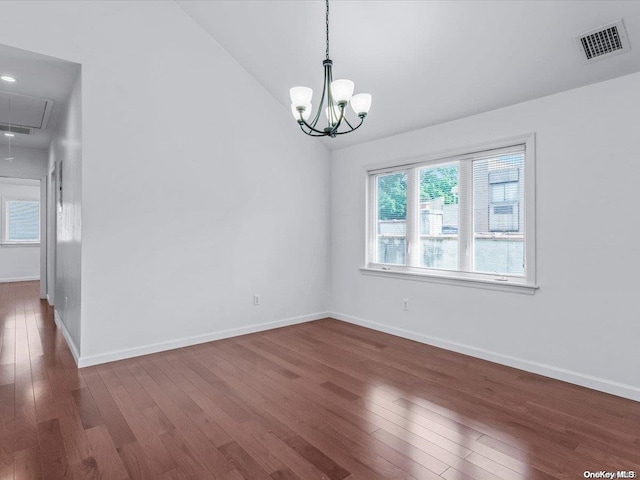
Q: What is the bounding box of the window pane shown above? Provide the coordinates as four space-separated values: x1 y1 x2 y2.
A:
473 153 524 275
376 172 406 265
504 182 519 201
419 163 458 270
7 200 40 242
491 184 504 202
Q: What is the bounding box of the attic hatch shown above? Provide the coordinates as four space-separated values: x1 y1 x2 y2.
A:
0 91 53 133
576 20 631 63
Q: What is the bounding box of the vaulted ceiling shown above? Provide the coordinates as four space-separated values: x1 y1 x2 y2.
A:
178 0 640 150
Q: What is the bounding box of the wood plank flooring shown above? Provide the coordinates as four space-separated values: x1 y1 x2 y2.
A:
1 280 639 479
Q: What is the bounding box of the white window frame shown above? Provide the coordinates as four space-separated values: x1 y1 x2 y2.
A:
362 134 537 294
1 196 41 246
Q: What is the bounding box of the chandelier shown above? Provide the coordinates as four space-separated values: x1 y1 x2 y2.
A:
289 0 372 138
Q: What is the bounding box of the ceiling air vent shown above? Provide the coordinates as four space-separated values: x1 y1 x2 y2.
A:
0 124 32 135
576 20 630 63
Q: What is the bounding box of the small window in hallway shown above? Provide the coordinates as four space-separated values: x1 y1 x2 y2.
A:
2 197 40 244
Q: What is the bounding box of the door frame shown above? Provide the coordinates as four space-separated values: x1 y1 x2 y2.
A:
45 165 56 305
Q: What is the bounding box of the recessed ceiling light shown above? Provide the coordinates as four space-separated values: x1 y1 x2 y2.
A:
4 133 15 137
0 75 16 82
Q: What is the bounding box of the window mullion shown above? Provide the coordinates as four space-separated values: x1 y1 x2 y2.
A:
368 175 377 265
458 160 473 272
406 168 420 267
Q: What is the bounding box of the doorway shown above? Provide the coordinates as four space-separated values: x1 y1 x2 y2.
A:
0 43 80 314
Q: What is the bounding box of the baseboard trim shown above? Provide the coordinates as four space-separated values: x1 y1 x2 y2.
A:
54 309 81 365
329 311 640 402
46 294 53 306
77 311 330 368
0 276 40 283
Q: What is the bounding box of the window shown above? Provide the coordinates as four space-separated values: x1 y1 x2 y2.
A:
366 136 536 291
376 172 407 265
2 198 40 244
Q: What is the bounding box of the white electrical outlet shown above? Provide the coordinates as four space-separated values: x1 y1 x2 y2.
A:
402 298 409 311
65 296 69 308
254 294 261 306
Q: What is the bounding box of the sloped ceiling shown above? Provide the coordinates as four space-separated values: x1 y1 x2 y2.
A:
178 0 640 150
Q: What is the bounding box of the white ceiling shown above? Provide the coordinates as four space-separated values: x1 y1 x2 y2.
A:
0 43 79 150
178 0 640 150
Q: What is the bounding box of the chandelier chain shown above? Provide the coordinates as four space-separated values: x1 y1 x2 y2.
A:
325 0 330 60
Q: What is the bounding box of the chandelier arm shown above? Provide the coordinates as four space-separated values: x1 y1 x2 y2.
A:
326 64 336 126
310 84 326 127
299 124 329 137
342 113 355 129
309 61 330 129
334 116 365 135
300 113 365 137
299 118 332 135
329 104 346 134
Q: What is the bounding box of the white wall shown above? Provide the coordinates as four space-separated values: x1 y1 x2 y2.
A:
0 145 47 180
48 73 82 354
330 72 640 401
0 179 41 282
0 1 330 363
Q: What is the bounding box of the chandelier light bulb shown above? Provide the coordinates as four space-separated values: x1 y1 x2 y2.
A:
289 86 313 108
291 103 312 121
350 93 372 116
330 79 354 104
325 104 343 125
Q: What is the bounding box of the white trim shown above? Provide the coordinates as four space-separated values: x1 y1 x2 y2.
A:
330 311 640 402
39 175 47 301
406 168 419 266
524 133 537 286
360 266 538 294
76 311 329 368
366 173 376 266
54 309 81 365
363 134 535 173
458 160 472 272
1 242 40 247
0 276 40 283
46 293 53 305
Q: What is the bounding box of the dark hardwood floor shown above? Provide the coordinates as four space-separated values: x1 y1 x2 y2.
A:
1 281 639 479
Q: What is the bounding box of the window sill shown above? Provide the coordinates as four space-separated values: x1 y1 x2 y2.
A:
360 266 538 295
1 242 41 247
